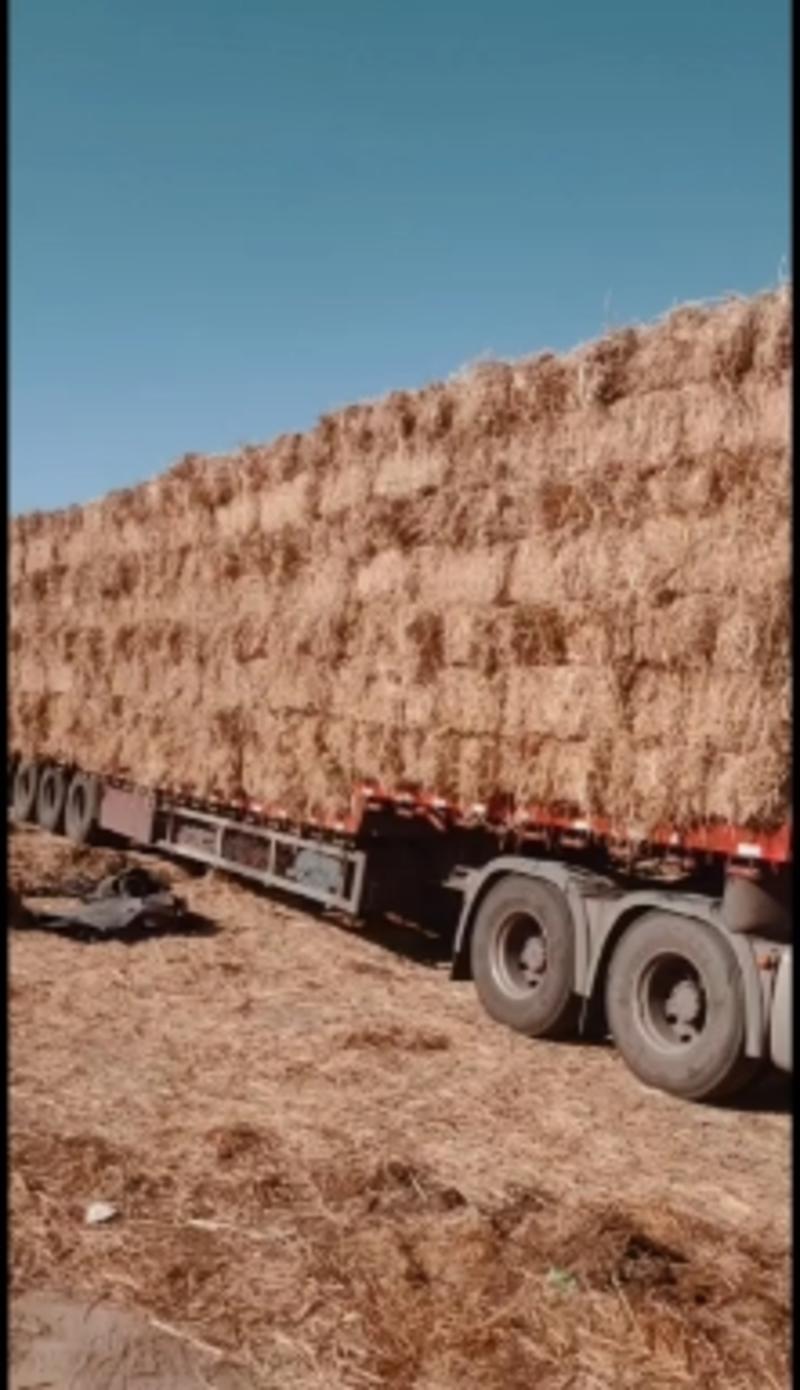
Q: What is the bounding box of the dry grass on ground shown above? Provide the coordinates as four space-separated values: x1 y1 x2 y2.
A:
9 824 790 1389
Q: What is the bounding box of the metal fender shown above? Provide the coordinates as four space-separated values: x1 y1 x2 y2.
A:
770 947 792 1074
450 858 599 993
584 895 770 1060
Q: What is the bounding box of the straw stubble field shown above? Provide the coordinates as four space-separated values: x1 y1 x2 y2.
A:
8 825 790 1389
9 288 791 834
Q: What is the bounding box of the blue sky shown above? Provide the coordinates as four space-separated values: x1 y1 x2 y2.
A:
11 0 789 515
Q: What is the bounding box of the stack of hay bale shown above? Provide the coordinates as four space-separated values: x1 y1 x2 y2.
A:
9 288 791 834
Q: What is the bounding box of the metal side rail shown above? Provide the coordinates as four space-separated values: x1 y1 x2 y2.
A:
154 802 368 914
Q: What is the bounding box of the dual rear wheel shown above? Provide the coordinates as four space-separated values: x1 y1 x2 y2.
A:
469 874 757 1103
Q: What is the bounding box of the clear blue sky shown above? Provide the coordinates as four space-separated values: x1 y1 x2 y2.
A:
11 0 789 515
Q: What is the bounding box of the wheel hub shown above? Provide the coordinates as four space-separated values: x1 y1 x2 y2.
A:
519 936 546 982
666 979 702 1025
638 954 707 1050
494 912 548 996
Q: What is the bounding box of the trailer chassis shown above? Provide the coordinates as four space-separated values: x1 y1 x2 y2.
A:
8 757 792 1103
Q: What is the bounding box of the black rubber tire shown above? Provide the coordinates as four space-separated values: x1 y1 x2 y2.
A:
605 911 760 1103
64 773 100 845
12 760 40 823
36 765 69 833
470 875 580 1039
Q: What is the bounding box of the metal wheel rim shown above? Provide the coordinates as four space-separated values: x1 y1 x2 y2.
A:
492 911 548 997
635 951 707 1053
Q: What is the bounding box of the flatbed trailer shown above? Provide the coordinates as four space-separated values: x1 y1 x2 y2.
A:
9 754 792 1103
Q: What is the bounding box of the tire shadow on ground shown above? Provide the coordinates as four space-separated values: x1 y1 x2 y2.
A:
725 1069 791 1115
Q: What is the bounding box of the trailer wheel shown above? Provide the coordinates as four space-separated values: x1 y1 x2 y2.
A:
36 766 69 833
64 773 100 845
605 912 759 1103
12 760 40 823
470 875 579 1038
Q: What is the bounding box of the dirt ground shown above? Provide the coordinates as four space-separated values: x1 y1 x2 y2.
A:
8 822 790 1389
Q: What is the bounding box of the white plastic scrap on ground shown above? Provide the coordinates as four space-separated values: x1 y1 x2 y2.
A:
84 1201 119 1227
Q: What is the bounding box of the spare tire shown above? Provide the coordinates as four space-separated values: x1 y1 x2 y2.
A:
12 761 39 823
64 773 100 845
36 765 69 833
